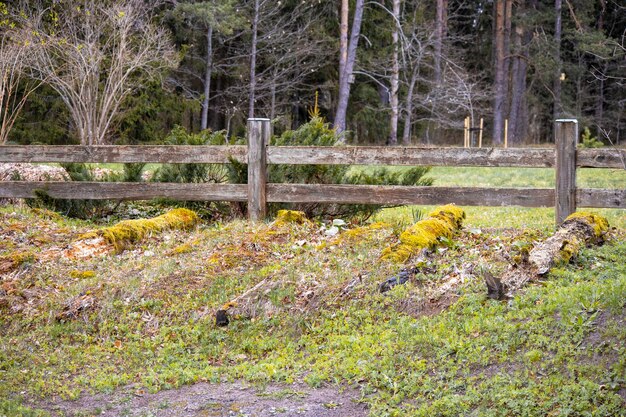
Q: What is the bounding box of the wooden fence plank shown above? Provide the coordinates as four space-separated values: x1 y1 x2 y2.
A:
0 145 247 164
267 184 555 207
577 188 626 208
1 145 623 168
577 148 626 169
3 181 621 209
267 146 555 167
0 182 248 201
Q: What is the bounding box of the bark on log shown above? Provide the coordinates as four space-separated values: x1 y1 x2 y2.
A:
501 212 609 293
528 213 608 274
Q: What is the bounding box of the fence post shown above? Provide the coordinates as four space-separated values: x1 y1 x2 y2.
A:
555 119 578 226
247 118 270 221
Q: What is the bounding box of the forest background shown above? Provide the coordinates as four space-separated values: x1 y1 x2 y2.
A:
2 0 625 148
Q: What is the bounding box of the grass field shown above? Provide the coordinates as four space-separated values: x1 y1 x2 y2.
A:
0 164 624 416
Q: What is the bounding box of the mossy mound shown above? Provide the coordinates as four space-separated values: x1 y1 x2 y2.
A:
381 204 465 263
0 251 36 274
80 208 200 252
273 210 309 226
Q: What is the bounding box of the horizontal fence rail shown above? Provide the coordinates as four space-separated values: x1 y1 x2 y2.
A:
1 182 622 210
0 144 623 168
0 182 248 201
0 145 247 164
0 118 624 225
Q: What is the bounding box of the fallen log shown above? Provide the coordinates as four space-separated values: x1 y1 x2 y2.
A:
380 204 465 263
76 208 199 252
498 212 610 295
528 212 609 275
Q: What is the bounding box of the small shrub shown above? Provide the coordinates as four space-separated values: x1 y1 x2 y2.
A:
151 126 245 219
579 127 603 148
269 117 433 221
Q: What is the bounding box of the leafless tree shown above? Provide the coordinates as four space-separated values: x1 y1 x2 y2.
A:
253 5 330 124
434 0 448 85
334 0 365 137
214 0 331 131
0 30 40 144
22 0 177 145
389 0 401 146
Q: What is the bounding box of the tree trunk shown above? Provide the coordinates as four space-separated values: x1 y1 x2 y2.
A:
504 0 512 119
509 19 529 145
201 26 213 131
594 2 606 136
248 0 260 120
553 0 563 120
334 0 365 138
492 0 509 145
339 0 349 90
270 77 276 123
434 0 448 85
402 69 418 145
388 0 400 146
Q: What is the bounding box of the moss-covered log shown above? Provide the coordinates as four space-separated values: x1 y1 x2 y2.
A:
498 212 610 295
79 208 200 252
380 204 465 263
528 212 609 275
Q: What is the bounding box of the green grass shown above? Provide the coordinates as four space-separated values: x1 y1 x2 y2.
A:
428 166 626 189
349 165 626 189
1 202 625 416
375 205 626 231
1 161 625 415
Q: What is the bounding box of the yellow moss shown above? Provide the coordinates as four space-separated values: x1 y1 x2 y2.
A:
69 270 96 279
10 252 34 264
381 204 465 263
340 222 390 239
274 210 309 225
13 252 34 263
80 208 200 251
0 251 35 273
366 221 389 230
325 221 392 247
30 207 62 220
427 204 466 228
171 243 193 255
565 212 609 239
221 301 238 310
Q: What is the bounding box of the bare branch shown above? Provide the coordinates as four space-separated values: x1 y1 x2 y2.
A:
21 0 178 145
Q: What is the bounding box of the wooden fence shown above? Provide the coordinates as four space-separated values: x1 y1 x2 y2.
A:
0 118 624 225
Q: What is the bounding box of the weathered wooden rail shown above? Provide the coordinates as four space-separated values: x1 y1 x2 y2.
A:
0 118 624 225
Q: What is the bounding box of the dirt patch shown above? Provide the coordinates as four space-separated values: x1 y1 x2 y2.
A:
32 381 369 417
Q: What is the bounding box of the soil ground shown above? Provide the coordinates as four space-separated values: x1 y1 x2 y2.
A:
33 381 368 417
